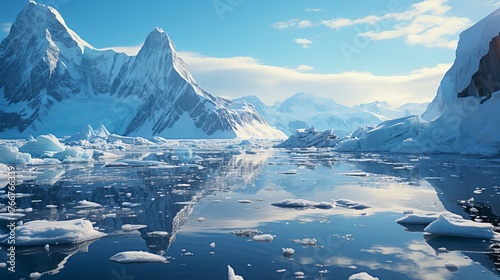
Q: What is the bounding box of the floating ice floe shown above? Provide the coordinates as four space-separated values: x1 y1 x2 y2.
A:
108 134 154 145
275 127 340 148
424 214 498 239
147 231 169 237
20 134 94 162
252 234 273 242
332 199 371 210
291 238 317 245
0 145 32 164
271 199 333 209
396 212 462 225
237 200 253 204
348 272 379 280
29 272 42 279
109 251 167 263
122 224 147 232
228 265 244 280
231 229 260 238
74 200 103 209
282 247 295 257
341 172 369 177
0 219 106 246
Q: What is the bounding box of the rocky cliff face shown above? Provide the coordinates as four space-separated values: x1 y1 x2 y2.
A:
458 32 500 101
0 1 285 139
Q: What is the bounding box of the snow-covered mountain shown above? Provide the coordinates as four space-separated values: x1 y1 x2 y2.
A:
280 8 500 156
0 1 285 139
235 93 428 137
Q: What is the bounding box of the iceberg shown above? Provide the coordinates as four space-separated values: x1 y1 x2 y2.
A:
275 127 340 148
110 251 167 263
271 199 333 209
424 214 498 239
252 234 274 242
0 219 106 246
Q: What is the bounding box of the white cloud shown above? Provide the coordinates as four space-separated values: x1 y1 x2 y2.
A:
484 0 500 6
271 19 299 29
296 65 314 72
177 51 449 107
272 19 313 29
1 22 12 33
298 20 313 28
294 38 312 48
322 0 471 49
305 8 322 12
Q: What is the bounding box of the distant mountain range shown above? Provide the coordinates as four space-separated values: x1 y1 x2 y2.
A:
235 93 428 137
0 1 285 139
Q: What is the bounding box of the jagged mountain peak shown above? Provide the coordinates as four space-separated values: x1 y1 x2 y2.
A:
12 0 93 52
0 2 285 139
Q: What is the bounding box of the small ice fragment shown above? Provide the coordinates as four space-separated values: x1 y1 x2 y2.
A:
44 244 49 251
283 169 297 175
282 247 295 257
30 272 42 278
295 271 304 276
231 229 260 237
319 270 330 274
213 200 222 203
341 172 368 177
0 262 6 268
197 217 205 222
121 224 147 232
276 269 286 273
184 252 194 256
210 242 216 248
253 234 273 242
445 262 459 271
238 200 253 204
348 265 357 269
146 231 169 237
46 205 57 209
291 238 317 245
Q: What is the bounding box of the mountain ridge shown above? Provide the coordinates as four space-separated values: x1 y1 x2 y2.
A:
0 1 285 139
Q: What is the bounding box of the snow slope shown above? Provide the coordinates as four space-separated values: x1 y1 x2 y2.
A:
0 1 285 139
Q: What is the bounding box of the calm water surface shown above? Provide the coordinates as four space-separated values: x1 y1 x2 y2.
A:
0 140 499 279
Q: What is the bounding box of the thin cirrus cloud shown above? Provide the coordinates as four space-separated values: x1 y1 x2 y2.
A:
271 19 313 29
273 0 471 49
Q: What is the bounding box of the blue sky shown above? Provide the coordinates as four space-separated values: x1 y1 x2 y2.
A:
0 0 499 106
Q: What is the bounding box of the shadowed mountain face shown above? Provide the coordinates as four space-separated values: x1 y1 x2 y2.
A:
0 1 285 139
458 32 500 101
